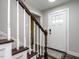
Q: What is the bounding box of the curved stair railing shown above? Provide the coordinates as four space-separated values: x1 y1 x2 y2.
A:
17 0 48 59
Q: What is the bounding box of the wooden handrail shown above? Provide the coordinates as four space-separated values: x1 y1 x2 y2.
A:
18 0 46 34
17 0 48 59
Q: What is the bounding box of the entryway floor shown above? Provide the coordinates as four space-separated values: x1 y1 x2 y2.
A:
64 55 79 59
47 48 79 59
48 55 79 59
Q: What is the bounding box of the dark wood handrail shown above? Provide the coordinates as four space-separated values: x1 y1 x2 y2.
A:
18 0 46 34
17 0 48 59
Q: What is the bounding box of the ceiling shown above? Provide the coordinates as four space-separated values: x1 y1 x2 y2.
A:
26 0 71 11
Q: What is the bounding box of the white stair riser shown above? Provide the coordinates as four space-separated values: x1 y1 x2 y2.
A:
0 43 12 59
13 51 28 59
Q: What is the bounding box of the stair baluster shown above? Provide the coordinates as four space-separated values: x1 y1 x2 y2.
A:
8 0 11 40
43 33 45 56
33 21 36 52
37 25 39 57
16 1 20 50
23 9 27 48
29 16 31 54
40 30 42 55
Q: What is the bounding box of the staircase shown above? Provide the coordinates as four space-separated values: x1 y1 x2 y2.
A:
0 0 48 59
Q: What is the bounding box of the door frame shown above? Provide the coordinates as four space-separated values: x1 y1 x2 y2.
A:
48 8 69 53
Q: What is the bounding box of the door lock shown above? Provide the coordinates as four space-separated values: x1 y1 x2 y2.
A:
49 29 51 34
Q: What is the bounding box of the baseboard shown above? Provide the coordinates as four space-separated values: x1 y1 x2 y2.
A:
47 47 66 54
68 51 79 57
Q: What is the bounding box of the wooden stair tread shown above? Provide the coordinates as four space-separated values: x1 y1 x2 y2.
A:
12 46 29 55
0 39 14 44
27 51 38 58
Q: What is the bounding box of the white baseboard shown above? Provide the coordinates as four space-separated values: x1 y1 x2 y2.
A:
68 51 79 57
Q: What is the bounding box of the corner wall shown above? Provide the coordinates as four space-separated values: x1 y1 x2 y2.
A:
42 0 79 57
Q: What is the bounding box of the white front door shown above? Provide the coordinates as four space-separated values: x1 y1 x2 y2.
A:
48 9 69 52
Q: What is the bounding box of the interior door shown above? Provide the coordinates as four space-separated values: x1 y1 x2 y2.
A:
48 9 68 52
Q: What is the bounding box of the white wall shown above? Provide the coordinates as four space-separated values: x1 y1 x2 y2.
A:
42 0 79 57
0 0 43 48
0 0 8 34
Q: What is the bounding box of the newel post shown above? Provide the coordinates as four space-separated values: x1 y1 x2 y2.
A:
44 30 48 59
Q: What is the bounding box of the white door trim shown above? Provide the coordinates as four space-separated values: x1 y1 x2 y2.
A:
48 8 69 53
66 8 69 53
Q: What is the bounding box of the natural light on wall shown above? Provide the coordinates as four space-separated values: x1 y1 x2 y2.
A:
48 0 56 2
